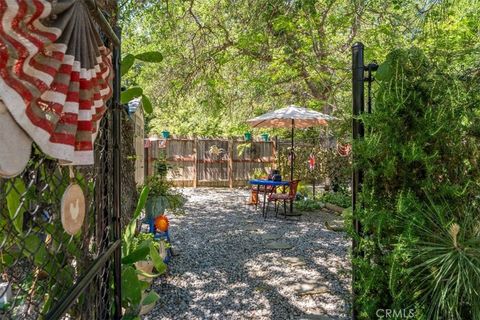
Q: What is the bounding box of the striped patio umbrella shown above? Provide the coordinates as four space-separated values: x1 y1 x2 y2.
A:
0 0 113 166
247 105 336 181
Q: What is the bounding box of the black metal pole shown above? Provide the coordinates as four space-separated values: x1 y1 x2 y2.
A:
112 26 122 320
352 42 365 320
290 119 294 181
290 119 294 213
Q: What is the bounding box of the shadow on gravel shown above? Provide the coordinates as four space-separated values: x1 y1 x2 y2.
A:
145 188 350 320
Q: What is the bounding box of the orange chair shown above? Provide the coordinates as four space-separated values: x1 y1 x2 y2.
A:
266 180 300 218
250 185 276 207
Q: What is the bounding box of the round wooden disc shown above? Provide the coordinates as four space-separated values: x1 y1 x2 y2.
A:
61 183 86 235
0 101 32 178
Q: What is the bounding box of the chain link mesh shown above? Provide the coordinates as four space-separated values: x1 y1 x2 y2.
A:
0 111 115 319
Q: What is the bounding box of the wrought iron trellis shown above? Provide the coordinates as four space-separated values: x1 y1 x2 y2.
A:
0 5 123 320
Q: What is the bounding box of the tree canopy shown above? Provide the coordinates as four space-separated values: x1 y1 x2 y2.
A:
120 0 479 138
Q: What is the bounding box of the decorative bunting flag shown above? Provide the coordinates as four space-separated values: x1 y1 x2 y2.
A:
0 0 113 165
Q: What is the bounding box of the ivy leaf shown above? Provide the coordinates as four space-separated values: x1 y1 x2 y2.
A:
121 54 135 76
142 291 160 306
6 178 26 234
135 51 163 63
121 87 143 104
141 94 153 114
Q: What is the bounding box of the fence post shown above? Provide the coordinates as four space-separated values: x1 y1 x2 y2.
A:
193 137 198 188
112 26 122 320
228 139 233 188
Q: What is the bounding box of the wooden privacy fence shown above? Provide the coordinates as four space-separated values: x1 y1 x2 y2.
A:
145 137 276 187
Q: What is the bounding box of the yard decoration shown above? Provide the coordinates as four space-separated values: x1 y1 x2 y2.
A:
60 183 86 235
154 215 169 232
0 101 31 178
337 144 351 157
0 0 113 165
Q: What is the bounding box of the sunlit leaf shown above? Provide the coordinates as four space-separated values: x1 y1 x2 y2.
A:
135 51 163 63
121 87 143 104
141 94 153 114
121 54 135 76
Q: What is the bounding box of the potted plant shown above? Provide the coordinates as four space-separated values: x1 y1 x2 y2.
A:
161 130 170 139
144 157 187 223
121 187 168 318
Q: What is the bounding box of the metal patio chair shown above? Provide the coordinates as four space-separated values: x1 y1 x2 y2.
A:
266 180 301 218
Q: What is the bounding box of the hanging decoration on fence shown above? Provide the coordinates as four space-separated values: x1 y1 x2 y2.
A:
0 0 113 167
0 101 32 177
61 168 86 235
308 153 316 171
337 144 352 157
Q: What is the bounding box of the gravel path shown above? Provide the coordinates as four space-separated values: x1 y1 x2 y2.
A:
144 188 351 320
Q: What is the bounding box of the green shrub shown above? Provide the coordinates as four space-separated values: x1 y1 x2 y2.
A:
295 198 324 211
320 191 350 208
352 47 480 319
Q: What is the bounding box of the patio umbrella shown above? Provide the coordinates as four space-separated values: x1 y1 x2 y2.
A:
247 105 336 181
0 0 113 166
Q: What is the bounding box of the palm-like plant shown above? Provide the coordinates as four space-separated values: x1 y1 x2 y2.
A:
402 197 480 319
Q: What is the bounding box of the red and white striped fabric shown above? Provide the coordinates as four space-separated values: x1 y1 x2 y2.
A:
0 0 113 165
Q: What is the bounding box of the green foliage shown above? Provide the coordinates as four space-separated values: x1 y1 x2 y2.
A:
123 186 149 256
400 198 480 320
352 46 480 319
295 199 324 212
143 158 186 216
121 196 168 317
121 54 136 76
141 94 153 114
5 178 26 234
277 145 351 192
121 87 143 104
320 192 350 208
120 51 163 114
135 51 163 63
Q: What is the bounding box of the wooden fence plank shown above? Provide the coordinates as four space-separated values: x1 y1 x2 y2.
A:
193 137 198 188
145 137 275 187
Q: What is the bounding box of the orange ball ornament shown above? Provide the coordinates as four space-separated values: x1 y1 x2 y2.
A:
154 215 169 232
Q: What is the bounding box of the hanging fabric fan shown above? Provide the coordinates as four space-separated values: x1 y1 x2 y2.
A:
0 0 113 171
